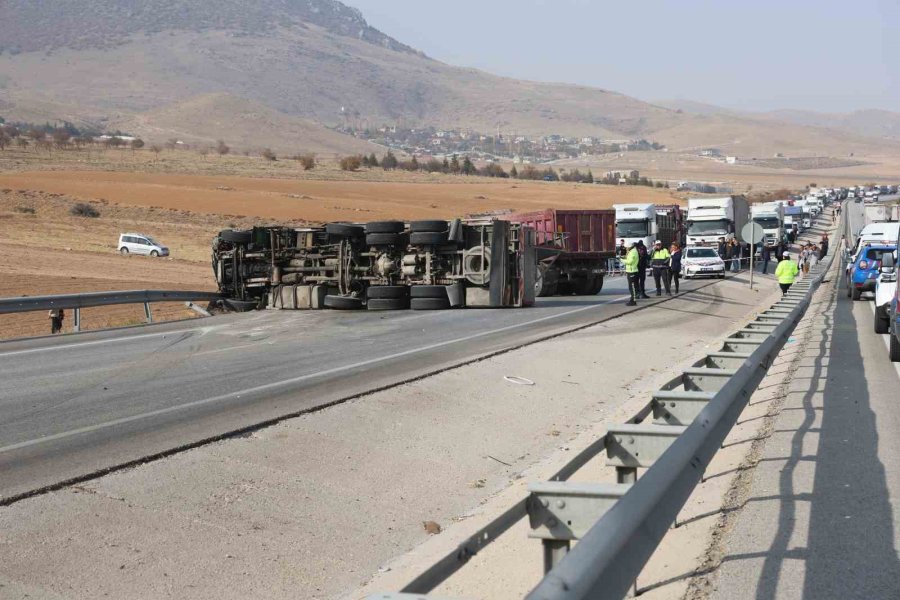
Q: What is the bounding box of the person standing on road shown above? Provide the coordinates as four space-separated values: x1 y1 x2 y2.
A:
650 240 672 296
808 245 819 271
760 244 771 275
724 240 734 272
49 308 64 334
636 240 650 299
624 242 640 306
776 252 800 295
617 239 628 258
717 237 727 262
670 243 683 293
820 234 829 259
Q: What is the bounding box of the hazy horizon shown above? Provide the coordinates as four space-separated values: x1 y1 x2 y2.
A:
348 0 899 114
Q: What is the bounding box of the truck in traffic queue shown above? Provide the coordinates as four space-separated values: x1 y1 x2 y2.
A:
685 196 750 246
865 203 900 225
612 204 683 250
784 205 803 237
211 219 536 312
507 209 616 297
750 201 786 252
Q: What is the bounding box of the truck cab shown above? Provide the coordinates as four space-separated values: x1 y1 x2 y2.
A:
613 204 657 248
686 196 749 246
751 201 785 249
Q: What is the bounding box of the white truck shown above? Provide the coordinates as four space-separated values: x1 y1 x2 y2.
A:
865 203 900 225
686 196 750 246
750 202 785 249
613 204 658 249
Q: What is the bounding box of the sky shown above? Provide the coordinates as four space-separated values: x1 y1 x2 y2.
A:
347 0 899 114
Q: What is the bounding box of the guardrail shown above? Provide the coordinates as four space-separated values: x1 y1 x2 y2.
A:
0 290 222 331
371 244 835 600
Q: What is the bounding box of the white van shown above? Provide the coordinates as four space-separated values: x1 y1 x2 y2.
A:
118 233 169 257
853 222 900 255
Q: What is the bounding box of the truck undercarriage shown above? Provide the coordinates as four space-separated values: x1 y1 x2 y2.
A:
212 219 535 311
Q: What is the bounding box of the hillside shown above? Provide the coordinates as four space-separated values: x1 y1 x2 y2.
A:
0 0 897 158
109 93 376 155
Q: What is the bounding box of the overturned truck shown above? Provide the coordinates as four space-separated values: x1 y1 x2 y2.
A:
212 219 535 311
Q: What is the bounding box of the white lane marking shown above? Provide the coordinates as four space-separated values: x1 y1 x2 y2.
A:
0 329 199 358
0 294 633 454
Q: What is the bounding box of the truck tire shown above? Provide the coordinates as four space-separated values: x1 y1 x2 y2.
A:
326 223 365 238
410 220 448 233
891 333 900 362
411 297 452 310
410 285 448 299
366 233 402 246
219 230 252 244
365 221 405 234
367 298 409 311
367 285 409 300
875 308 890 334
324 295 364 310
852 286 862 301
592 275 605 294
410 231 449 246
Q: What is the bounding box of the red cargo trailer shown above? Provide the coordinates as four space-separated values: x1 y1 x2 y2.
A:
507 209 617 296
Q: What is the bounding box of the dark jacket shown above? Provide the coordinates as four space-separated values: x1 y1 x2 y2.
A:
717 242 726 259
670 250 682 273
637 244 649 270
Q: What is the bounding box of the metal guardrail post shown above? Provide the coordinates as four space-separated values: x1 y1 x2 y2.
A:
73 308 81 333
144 302 153 324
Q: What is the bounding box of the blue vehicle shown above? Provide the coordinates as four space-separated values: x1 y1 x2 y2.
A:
847 244 896 301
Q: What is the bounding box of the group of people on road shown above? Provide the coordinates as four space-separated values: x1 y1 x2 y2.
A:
48 308 65 334
716 237 752 273
621 239 683 306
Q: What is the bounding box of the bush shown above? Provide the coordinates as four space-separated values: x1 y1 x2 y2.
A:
14 205 35 214
262 148 277 161
71 203 99 218
340 155 363 171
295 153 316 170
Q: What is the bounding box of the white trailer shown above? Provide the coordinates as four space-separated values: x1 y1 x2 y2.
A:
686 196 750 246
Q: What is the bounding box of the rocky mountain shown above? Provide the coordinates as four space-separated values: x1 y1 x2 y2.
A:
0 0 895 157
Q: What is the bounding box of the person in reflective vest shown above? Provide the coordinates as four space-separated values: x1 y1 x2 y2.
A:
650 240 672 296
775 252 800 295
624 242 640 306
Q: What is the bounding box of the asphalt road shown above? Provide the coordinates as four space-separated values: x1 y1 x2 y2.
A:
711 200 900 599
0 271 727 501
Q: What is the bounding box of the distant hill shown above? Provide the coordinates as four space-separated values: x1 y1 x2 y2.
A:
761 109 900 141
110 93 377 155
0 0 897 158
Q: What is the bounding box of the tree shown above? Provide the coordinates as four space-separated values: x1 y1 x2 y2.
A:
216 140 230 156
425 159 443 173
0 132 9 150
450 154 461 174
297 153 316 170
510 164 518 178
52 130 71 150
410 156 419 171
442 157 450 173
461 156 476 175
340 155 363 171
166 138 179 150
130 138 145 154
16 137 28 151
381 150 398 170
262 148 277 161
585 170 594 184
150 144 162 159
368 152 379 167
361 154 371 167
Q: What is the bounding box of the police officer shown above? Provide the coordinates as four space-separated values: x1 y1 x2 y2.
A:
650 240 672 296
624 242 640 306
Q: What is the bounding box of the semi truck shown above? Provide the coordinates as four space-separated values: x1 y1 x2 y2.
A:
686 196 750 246
750 201 786 248
212 219 536 311
865 203 900 225
507 209 616 297
612 203 683 249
